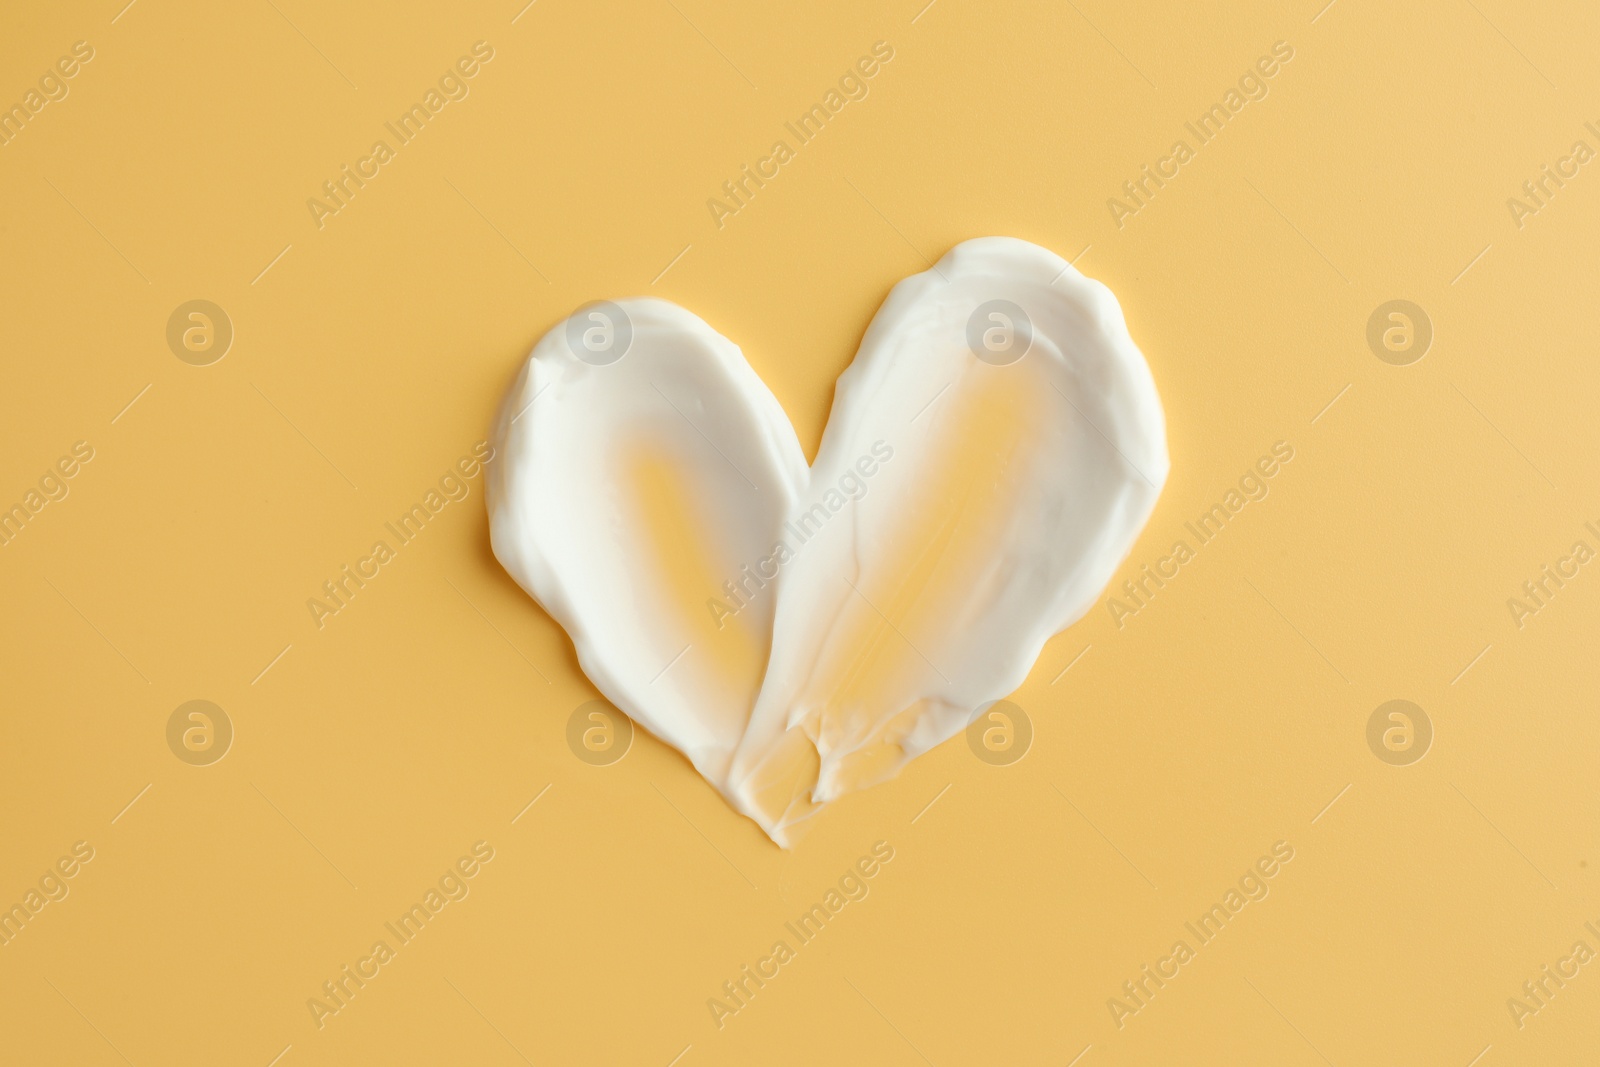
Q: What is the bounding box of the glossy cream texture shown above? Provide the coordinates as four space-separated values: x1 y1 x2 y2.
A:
488 238 1167 847
487 299 808 787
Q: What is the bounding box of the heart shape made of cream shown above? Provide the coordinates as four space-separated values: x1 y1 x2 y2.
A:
487 237 1168 847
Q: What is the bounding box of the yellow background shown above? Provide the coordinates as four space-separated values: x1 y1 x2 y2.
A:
2 0 1597 1063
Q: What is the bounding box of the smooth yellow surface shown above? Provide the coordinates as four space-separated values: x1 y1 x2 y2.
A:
2 1 1597 1064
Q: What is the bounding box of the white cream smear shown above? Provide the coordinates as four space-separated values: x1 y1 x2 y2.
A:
488 238 1167 847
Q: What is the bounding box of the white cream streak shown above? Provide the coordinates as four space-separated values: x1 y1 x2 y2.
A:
488 237 1168 846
